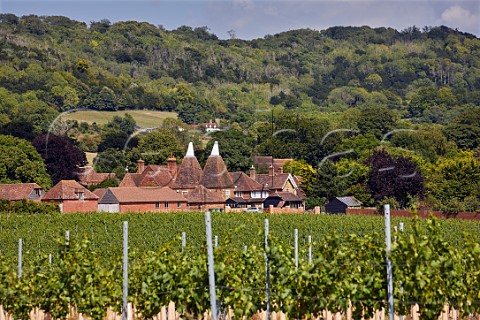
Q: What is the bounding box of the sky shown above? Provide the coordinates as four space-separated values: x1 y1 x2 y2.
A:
1 0 479 40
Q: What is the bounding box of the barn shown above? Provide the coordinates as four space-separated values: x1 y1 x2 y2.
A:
325 196 362 214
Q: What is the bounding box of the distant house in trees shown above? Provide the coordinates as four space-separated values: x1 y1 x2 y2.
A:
76 166 116 187
41 180 98 213
325 196 362 214
0 183 44 201
192 120 221 133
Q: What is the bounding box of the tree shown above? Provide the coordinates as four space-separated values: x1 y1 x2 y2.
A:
202 129 255 172
357 105 397 139
445 109 480 150
93 148 129 179
365 73 383 91
32 134 87 184
98 131 134 152
135 129 183 165
429 152 480 211
390 128 456 162
0 121 36 141
105 114 136 135
366 149 425 208
283 159 316 196
306 160 347 209
0 135 52 188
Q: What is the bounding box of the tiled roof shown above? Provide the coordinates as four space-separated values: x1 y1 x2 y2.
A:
108 187 187 203
139 168 174 187
267 192 303 202
226 197 265 204
230 172 263 192
92 188 107 199
0 183 43 200
42 180 98 200
76 166 116 186
200 155 234 189
225 197 248 204
119 168 174 188
173 156 203 189
254 173 295 190
253 156 292 170
336 196 362 207
119 173 144 187
184 185 224 204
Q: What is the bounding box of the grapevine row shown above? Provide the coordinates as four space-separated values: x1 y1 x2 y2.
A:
1 216 479 320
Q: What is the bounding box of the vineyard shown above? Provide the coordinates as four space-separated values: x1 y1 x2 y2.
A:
0 212 480 319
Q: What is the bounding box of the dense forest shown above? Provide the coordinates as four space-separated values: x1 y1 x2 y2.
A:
0 14 479 211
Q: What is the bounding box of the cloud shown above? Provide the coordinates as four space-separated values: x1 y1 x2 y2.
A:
441 5 479 29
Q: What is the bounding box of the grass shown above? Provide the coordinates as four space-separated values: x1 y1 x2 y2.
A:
61 110 177 128
85 152 97 166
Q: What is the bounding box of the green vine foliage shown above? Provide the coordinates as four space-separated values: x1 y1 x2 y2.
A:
0 238 121 320
0 218 480 319
392 217 471 320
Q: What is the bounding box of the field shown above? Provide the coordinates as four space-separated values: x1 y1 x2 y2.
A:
85 152 96 165
1 212 479 266
61 110 177 128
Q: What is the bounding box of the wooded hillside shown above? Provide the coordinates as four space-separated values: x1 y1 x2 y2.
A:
0 14 479 211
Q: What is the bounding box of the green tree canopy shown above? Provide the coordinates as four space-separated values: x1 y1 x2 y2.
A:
0 135 51 188
135 128 184 165
202 129 255 172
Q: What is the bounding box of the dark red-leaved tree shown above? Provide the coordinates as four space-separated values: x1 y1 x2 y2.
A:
366 149 424 208
32 134 87 185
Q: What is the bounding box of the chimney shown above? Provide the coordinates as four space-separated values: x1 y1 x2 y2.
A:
137 159 145 173
268 165 274 177
167 153 177 176
249 165 256 180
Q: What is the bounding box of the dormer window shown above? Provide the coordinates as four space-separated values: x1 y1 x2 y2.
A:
76 191 85 200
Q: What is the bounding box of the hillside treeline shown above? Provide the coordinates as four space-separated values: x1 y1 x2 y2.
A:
0 14 479 212
0 14 479 127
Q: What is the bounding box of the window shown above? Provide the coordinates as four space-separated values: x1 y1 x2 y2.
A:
177 202 182 208
76 192 85 201
155 202 160 209
234 191 242 197
164 202 169 208
182 191 188 195
251 191 262 198
225 190 231 197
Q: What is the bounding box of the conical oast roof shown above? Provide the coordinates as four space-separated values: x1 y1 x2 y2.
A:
200 141 234 189
174 142 203 188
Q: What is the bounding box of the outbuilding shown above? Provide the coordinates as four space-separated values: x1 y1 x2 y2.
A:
325 196 362 214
